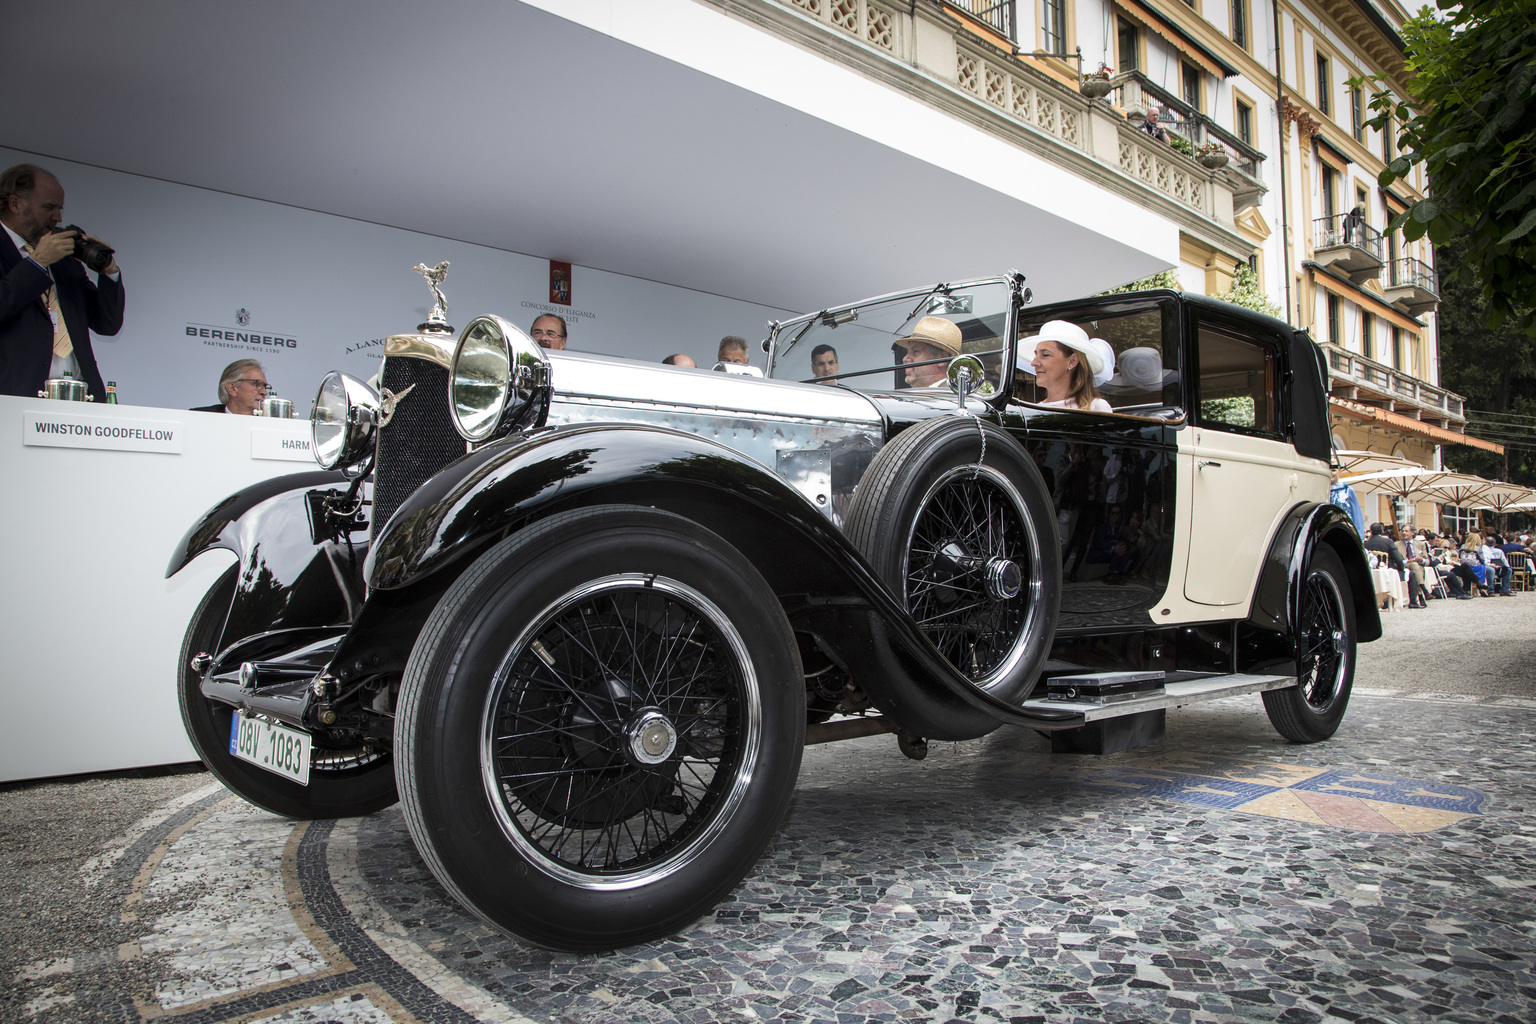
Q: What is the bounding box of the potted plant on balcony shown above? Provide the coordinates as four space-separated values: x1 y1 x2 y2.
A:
1080 64 1114 100
1195 141 1229 169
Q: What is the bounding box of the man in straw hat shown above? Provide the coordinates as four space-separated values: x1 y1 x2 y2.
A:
894 315 963 388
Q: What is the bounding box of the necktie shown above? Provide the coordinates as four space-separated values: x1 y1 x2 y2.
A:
21 244 74 359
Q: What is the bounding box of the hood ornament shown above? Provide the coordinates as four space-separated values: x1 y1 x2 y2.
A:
412 261 453 334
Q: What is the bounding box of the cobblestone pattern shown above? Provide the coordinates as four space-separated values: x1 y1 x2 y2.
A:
18 691 1536 1024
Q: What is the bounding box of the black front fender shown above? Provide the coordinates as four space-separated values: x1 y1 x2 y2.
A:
167 471 368 651
356 422 1081 739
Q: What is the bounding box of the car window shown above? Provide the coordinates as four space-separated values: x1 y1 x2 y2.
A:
1195 325 1280 436
1016 302 1180 416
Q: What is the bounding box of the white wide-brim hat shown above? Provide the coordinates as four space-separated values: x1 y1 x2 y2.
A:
1018 320 1116 387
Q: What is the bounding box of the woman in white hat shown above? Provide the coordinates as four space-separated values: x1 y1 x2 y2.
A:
1019 320 1114 413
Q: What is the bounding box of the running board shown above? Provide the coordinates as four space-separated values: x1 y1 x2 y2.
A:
1020 673 1297 723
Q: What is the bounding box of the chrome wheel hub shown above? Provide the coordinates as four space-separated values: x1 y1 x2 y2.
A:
625 708 679 765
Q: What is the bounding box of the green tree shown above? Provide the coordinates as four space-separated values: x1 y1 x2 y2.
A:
1211 263 1282 318
1358 0 1536 334
1437 238 1536 484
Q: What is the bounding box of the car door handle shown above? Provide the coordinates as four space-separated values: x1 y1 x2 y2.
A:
1198 460 1222 470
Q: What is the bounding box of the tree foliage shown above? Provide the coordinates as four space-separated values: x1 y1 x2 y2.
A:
1099 269 1182 294
1211 263 1283 318
1358 0 1536 334
1437 236 1536 484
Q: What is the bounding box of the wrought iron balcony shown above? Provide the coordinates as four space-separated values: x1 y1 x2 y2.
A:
1383 257 1440 317
1323 342 1464 427
945 0 1017 41
1314 214 1385 283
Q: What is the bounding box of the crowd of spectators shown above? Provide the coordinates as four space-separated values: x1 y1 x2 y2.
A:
1363 522 1531 607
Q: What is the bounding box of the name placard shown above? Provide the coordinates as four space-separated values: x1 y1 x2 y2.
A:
23 410 183 454
251 422 314 462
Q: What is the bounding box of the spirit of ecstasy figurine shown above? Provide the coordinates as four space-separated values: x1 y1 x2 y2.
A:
412 261 452 334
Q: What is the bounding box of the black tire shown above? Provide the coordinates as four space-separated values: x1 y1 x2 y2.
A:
395 506 805 952
177 564 398 818
1262 544 1356 743
844 416 1060 704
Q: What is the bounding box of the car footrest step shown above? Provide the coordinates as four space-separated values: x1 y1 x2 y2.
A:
1022 673 1296 722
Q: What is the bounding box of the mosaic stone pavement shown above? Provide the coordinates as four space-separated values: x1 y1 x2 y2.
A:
25 688 1536 1024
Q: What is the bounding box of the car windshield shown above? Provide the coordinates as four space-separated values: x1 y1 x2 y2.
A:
767 280 1013 393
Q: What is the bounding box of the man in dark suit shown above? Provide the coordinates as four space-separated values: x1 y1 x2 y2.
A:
0 164 125 401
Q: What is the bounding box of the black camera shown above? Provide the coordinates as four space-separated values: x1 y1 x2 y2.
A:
50 224 115 273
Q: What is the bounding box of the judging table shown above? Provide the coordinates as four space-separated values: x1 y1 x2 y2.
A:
0 396 320 781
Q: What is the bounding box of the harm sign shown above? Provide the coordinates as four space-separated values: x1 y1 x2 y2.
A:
250 423 314 462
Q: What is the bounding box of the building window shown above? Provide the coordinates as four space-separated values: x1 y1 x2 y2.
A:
1327 293 1341 345
1117 17 1139 72
1236 100 1252 145
1042 0 1066 54
1392 326 1404 369
1197 326 1280 436
1231 0 1248 49
1383 113 1394 162
1183 61 1201 112
1316 52 1330 116
1361 311 1374 360
1321 164 1338 222
1351 86 1364 141
1248 252 1259 274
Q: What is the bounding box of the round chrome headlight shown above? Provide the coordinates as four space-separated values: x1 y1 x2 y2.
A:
450 315 550 441
311 371 381 477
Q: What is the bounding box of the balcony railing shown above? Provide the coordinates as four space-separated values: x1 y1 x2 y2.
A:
1324 342 1465 424
1111 72 1266 179
1314 213 1385 282
1383 256 1440 317
945 0 1017 41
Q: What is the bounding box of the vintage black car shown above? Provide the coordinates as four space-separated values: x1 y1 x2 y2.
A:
169 272 1379 952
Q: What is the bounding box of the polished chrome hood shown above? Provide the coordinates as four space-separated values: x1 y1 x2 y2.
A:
544 349 885 524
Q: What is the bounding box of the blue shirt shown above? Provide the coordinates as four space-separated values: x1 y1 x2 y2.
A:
1329 481 1366 537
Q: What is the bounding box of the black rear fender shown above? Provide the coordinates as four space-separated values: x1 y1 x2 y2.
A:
1241 502 1381 673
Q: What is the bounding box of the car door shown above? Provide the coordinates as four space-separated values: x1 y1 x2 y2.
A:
1180 310 1308 607
1007 295 1182 631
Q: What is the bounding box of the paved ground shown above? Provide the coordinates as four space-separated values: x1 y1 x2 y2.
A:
3 591 1533 1024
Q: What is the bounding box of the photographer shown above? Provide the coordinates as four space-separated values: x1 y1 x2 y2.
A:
0 163 124 401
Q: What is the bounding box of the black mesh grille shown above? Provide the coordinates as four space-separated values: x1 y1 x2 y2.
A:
373 357 465 542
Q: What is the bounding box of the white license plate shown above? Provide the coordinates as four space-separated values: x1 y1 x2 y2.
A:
230 713 312 786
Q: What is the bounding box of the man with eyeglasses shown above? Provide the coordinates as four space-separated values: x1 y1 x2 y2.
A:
529 314 567 351
192 358 270 415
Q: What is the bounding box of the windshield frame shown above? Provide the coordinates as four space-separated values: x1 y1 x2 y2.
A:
766 275 1022 397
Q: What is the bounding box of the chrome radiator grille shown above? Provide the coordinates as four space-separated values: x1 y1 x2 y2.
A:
373 357 465 541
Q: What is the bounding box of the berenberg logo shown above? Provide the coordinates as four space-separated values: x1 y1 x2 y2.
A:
186 307 298 351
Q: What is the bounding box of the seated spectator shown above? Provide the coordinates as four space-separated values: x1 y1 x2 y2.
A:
1390 525 1429 608
1425 541 1469 599
1483 535 1512 595
192 359 268 415
811 344 840 379
662 353 695 367
1364 523 1418 608
530 314 568 350
717 336 750 365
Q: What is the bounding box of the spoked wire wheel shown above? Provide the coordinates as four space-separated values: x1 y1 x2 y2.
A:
1263 544 1356 743
481 575 759 887
844 416 1059 707
396 506 803 951
902 463 1040 688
